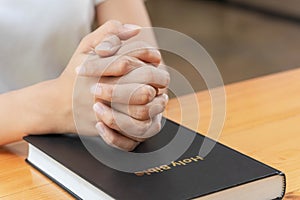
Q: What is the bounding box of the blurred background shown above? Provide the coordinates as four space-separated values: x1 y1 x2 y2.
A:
145 0 300 96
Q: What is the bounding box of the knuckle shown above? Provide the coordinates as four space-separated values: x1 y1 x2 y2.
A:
126 42 161 63
82 34 91 42
109 135 119 146
105 114 115 129
141 47 161 64
136 126 148 136
135 105 150 120
141 47 153 59
101 84 113 101
80 34 92 46
143 67 155 84
138 85 155 104
134 136 146 142
83 56 97 74
105 138 113 146
141 47 152 57
117 56 131 75
120 56 131 67
105 136 116 147
139 94 150 105
137 120 152 135
138 137 146 142
127 142 139 152
106 85 114 101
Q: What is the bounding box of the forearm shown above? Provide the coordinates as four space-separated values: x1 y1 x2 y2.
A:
0 79 73 145
97 0 151 27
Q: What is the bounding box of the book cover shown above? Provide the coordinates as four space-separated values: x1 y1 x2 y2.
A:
24 118 286 199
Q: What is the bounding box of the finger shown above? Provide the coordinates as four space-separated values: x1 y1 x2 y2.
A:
91 83 157 105
77 20 140 53
99 66 170 88
76 42 162 77
111 94 169 120
95 122 139 151
93 102 163 139
93 102 150 140
76 55 145 77
118 24 141 40
94 35 122 57
94 26 144 57
118 41 162 66
95 110 146 143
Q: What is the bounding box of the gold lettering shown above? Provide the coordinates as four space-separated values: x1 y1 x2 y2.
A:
190 155 204 162
183 158 192 163
144 170 152 175
147 168 159 173
135 155 203 176
155 167 163 172
171 160 186 166
160 165 171 170
134 171 145 176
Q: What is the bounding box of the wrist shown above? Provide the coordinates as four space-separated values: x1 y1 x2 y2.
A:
23 79 76 134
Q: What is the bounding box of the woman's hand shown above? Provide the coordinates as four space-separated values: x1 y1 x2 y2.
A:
90 65 169 150
59 20 169 151
53 20 143 134
77 36 170 151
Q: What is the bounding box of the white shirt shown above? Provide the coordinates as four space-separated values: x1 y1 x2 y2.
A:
0 0 104 93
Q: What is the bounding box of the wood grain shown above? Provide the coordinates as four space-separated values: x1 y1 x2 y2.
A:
1 68 300 199
166 68 300 199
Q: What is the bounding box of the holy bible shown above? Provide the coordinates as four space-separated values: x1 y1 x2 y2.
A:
24 118 286 200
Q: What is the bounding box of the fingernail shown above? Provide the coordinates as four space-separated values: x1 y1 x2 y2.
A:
162 93 169 102
75 66 85 74
95 123 105 136
93 103 105 115
95 41 113 51
123 24 141 31
90 84 102 96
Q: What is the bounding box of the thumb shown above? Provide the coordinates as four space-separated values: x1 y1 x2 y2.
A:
77 20 141 54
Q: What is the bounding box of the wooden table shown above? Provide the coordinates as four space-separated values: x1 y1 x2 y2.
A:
1 69 300 199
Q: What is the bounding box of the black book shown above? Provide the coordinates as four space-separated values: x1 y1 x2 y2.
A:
24 118 286 200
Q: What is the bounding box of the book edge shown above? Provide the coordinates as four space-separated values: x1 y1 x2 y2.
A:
25 159 83 200
191 173 286 200
25 144 114 200
24 135 114 191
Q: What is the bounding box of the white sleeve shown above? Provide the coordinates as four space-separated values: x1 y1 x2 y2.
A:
94 0 105 5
